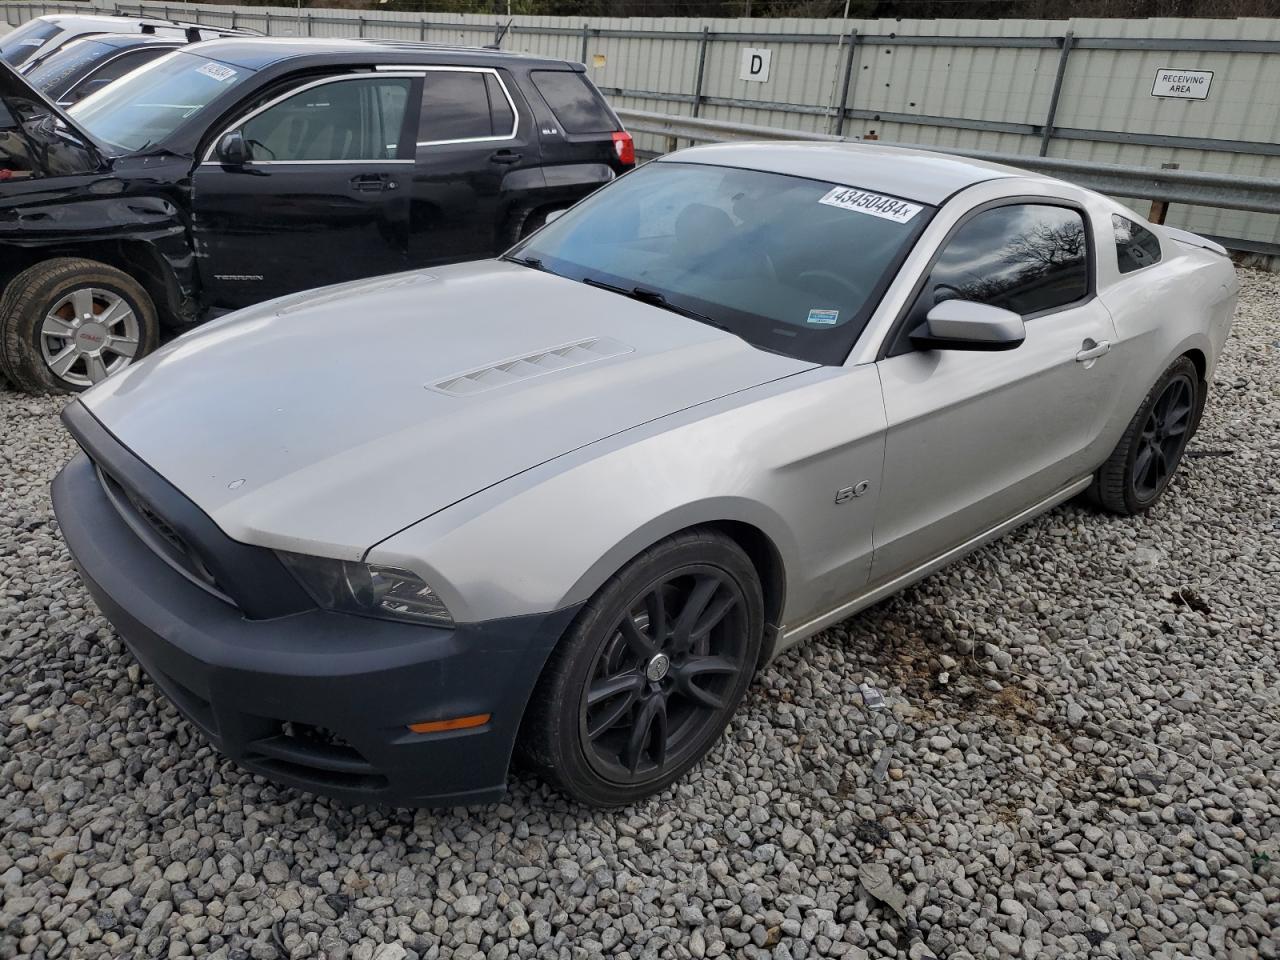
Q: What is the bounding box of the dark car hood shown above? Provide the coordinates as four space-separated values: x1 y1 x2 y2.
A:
0 59 102 178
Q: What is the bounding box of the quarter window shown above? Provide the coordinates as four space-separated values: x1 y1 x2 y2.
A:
418 70 514 144
1114 214 1162 273
240 77 411 162
919 204 1090 318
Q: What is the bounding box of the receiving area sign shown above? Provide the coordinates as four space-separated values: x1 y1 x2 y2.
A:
1152 68 1213 100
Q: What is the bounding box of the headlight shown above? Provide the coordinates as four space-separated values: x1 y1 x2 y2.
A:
277 552 454 628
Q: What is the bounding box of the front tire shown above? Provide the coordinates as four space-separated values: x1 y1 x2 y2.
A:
1090 356 1200 515
519 530 764 807
0 258 158 394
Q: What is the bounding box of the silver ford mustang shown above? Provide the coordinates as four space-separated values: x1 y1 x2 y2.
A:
52 142 1238 807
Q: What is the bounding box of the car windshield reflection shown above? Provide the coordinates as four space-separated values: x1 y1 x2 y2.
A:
511 160 933 365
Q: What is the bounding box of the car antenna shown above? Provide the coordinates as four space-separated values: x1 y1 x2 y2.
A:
485 18 513 50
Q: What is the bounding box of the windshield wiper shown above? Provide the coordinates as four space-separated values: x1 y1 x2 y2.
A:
580 277 726 329
502 254 547 272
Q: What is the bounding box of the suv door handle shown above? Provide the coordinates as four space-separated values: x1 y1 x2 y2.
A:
489 150 522 165
1075 339 1112 362
350 174 395 192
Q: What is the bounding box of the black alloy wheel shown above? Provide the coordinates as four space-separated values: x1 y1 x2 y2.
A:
519 530 764 807
1090 355 1202 516
1132 373 1195 501
580 567 749 783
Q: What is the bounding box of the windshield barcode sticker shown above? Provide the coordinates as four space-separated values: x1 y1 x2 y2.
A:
196 62 238 83
819 187 921 223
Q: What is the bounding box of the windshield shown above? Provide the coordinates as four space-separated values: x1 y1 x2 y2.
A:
512 161 932 365
26 38 114 94
0 19 62 66
69 50 255 153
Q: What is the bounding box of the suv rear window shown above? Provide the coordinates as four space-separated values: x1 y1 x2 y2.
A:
530 70 614 135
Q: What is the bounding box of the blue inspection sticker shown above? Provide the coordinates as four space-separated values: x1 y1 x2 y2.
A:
807 308 840 326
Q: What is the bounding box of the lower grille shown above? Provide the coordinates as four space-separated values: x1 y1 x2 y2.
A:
245 722 388 793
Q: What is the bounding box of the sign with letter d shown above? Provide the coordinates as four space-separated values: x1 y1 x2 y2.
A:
740 48 772 83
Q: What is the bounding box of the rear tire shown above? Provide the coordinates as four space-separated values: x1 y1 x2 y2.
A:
502 205 560 248
518 530 763 807
0 258 158 394
1090 356 1200 515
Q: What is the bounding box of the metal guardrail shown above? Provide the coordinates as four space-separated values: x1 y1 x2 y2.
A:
616 108 1280 256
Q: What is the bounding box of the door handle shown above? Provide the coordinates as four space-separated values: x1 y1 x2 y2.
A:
349 174 393 192
489 150 522 165
1075 339 1112 362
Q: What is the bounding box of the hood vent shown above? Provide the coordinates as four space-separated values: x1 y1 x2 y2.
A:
429 337 633 397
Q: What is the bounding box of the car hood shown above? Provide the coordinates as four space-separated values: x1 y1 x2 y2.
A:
1 59 104 177
79 260 816 558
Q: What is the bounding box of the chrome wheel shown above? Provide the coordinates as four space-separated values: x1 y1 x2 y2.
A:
39 287 140 387
1132 373 1195 501
579 568 749 785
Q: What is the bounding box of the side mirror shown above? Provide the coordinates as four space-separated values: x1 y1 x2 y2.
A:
215 130 250 167
910 300 1025 352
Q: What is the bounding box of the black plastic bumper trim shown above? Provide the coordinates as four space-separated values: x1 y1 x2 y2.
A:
52 447 580 807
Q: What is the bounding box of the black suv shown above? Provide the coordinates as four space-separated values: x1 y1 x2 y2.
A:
0 38 634 392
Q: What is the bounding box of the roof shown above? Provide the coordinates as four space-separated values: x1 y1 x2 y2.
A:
663 141 1041 206
187 37 579 72
74 33 189 51
45 14 199 27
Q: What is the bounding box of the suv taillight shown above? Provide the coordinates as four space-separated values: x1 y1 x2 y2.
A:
612 131 635 167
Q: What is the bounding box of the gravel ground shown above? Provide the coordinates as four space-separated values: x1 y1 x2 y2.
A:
1 270 1278 960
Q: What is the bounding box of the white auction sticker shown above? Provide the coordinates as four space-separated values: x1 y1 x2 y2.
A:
819 187 922 224
196 61 239 83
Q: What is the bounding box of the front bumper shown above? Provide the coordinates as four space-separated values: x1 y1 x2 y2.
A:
51 409 577 807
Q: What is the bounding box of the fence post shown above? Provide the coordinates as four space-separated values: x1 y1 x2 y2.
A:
264 11 271 35
231 9 237 29
691 26 710 118
833 29 858 137
1148 162 1180 224
580 23 589 66
420 18 426 41
358 16 365 38
1039 30 1074 157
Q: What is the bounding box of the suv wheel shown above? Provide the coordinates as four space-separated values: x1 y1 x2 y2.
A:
519 530 763 806
503 205 562 246
0 258 159 394
1090 356 1201 515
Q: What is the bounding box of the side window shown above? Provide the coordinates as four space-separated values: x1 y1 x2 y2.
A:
485 73 515 137
1114 214 1162 273
67 48 169 102
419 71 512 144
240 77 411 162
919 204 1089 318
